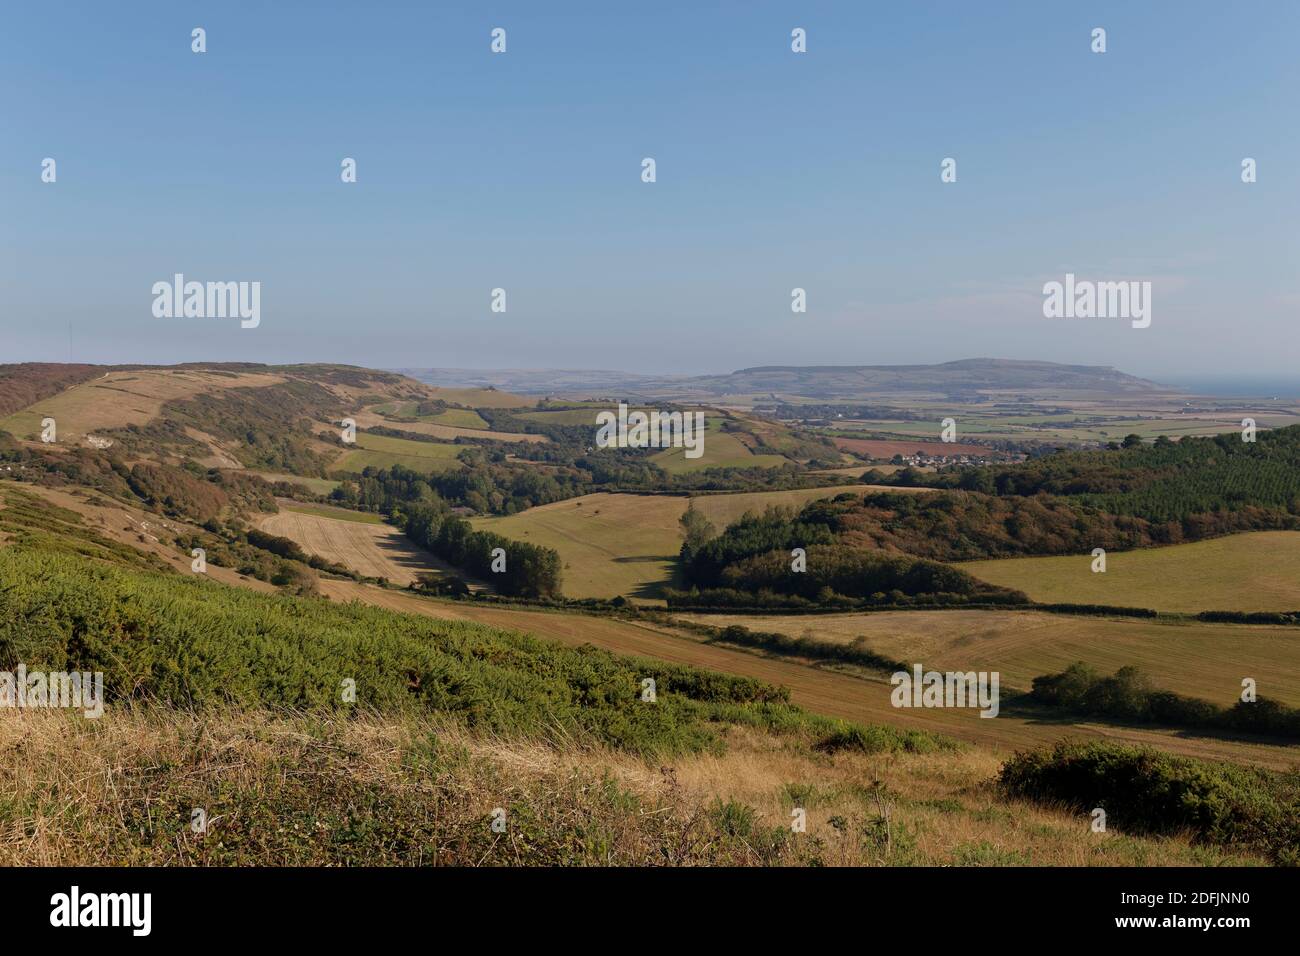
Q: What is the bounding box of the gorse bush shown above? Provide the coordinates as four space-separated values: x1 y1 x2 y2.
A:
999 740 1300 863
816 722 955 756
1028 663 1300 740
0 543 807 757
245 527 309 562
125 461 229 522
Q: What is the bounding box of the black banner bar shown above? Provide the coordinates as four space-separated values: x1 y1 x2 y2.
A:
4 866 1288 942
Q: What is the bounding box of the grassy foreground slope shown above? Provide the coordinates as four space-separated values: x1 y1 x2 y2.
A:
956 531 1300 613
0 537 1272 867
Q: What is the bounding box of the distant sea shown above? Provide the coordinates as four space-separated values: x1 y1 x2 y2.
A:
1172 378 1300 399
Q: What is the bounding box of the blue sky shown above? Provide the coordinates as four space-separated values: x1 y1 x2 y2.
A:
3 1 1297 386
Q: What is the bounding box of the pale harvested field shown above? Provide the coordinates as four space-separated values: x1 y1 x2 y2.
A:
671 608 1300 707
351 408 546 443
0 369 286 445
957 531 1300 613
260 509 435 586
317 579 1300 771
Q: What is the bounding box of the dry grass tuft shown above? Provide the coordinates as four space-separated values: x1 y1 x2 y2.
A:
0 707 1264 867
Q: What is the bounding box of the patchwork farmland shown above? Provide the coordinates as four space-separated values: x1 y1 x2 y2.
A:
472 484 942 600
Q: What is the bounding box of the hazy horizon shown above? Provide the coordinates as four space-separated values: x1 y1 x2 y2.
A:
5 1 1296 381
8 353 1300 399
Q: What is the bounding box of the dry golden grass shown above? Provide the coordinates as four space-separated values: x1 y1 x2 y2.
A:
0 707 1259 866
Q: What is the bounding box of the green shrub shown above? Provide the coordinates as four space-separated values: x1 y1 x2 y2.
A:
0 541 830 759
1028 663 1300 740
999 740 1300 863
816 722 954 756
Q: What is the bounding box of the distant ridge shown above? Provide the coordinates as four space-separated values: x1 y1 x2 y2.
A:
397 359 1171 400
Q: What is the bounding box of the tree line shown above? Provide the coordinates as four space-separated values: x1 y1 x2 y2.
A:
676 504 1023 605
399 501 562 599
878 424 1300 526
